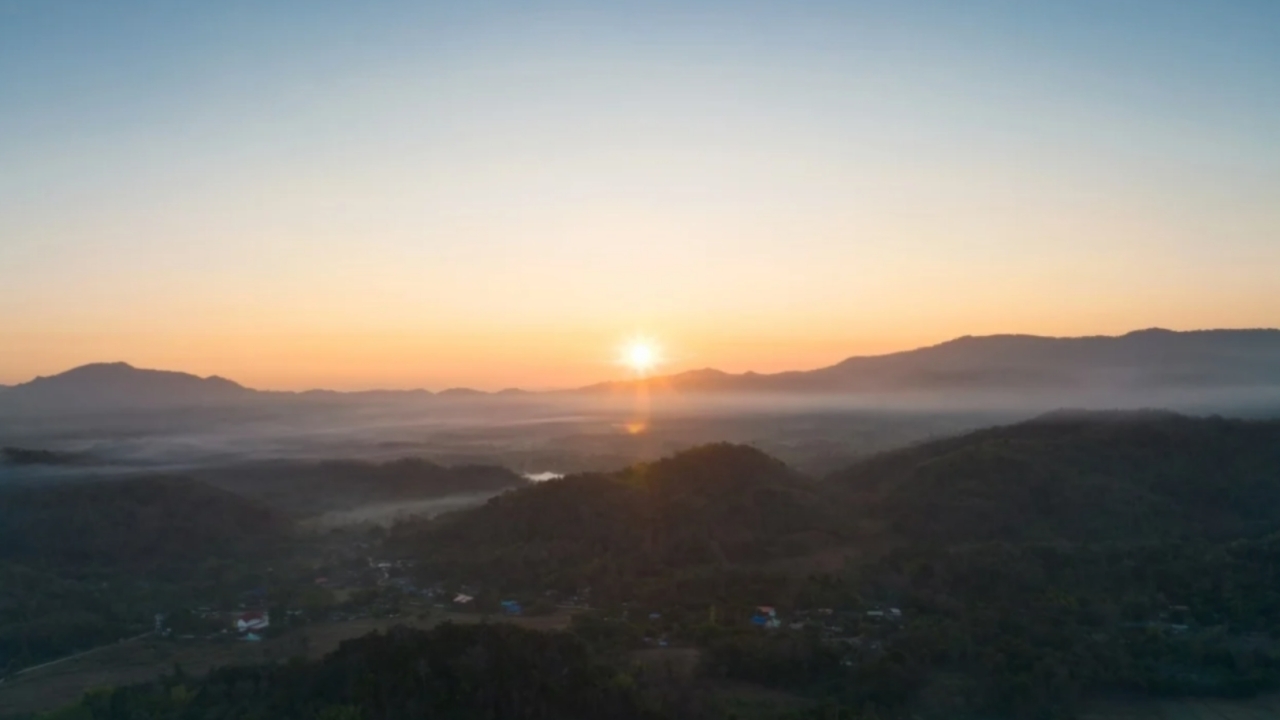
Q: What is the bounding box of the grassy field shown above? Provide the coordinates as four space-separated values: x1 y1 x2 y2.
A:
0 610 575 717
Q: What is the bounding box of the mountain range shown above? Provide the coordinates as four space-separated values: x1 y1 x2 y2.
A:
584 328 1280 396
3 328 1280 411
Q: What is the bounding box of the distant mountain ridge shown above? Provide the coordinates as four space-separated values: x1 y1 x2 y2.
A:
4 328 1280 410
0 361 251 410
581 328 1280 399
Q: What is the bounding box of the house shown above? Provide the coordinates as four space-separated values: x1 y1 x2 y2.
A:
751 606 781 629
236 611 270 634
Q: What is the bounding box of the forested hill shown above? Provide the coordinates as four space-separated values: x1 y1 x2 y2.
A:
388 443 848 591
392 413 1280 592
195 457 526 517
0 476 285 572
39 623 666 720
827 411 1280 544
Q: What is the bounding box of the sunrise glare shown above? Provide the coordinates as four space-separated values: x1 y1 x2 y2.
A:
622 338 661 376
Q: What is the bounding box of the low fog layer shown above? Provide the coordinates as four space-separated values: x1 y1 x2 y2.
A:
0 397 1010 486
3 387 1279 490
301 492 507 530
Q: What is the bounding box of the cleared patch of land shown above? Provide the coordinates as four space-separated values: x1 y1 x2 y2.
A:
0 610 574 717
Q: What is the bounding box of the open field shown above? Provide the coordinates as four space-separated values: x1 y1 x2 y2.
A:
0 610 575 717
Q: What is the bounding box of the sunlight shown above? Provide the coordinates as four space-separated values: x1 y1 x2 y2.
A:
620 337 661 376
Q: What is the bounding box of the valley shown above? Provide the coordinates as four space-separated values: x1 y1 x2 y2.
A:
4 409 1280 718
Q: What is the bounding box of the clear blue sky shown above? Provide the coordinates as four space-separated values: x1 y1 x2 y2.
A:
2 1 1278 389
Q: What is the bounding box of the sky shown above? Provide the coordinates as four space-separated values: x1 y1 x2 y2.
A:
2 0 1278 390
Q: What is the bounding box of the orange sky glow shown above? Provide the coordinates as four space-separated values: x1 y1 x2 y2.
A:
3 3 1277 391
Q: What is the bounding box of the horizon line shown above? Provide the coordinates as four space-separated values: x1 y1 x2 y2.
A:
5 325 1279 395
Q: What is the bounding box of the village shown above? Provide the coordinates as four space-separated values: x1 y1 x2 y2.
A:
151 545 920 673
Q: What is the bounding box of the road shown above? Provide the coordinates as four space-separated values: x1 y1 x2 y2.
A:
9 631 154 678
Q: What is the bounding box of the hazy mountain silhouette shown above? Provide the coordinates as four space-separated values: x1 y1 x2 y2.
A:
580 328 1280 400
0 362 251 411
5 329 1280 412
438 387 490 397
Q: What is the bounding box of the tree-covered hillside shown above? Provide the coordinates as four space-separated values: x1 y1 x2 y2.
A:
827 411 1280 544
388 444 847 592
0 477 288 675
37 623 667 720
391 413 1280 594
0 477 285 573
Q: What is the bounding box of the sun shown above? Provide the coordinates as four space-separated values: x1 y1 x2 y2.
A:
621 338 661 375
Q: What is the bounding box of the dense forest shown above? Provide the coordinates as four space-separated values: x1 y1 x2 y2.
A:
387 444 847 592
30 623 668 720
829 411 1280 544
0 478 284 572
0 478 286 674
389 413 1280 590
